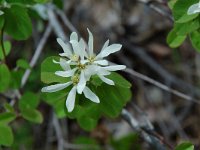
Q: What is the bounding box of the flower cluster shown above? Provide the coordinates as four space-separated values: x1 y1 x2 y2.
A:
188 2 200 15
41 29 126 112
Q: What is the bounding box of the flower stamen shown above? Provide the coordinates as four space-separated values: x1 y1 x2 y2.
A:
88 56 96 63
71 54 79 62
77 63 86 70
71 75 79 85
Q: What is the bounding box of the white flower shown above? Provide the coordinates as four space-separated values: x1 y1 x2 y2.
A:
85 29 122 66
84 29 126 85
187 2 200 15
57 32 86 63
95 65 126 85
56 35 88 94
41 75 99 112
42 29 126 112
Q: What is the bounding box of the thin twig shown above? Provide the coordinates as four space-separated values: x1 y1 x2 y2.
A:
21 23 52 87
56 8 78 33
137 0 174 22
121 40 200 101
121 109 173 150
47 7 68 41
123 67 200 104
52 113 64 150
52 113 98 150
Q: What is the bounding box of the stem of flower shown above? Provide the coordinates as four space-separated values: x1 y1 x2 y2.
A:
0 24 6 64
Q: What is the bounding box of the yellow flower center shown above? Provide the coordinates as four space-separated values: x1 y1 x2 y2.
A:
71 75 79 85
88 56 96 63
77 62 86 70
71 54 79 62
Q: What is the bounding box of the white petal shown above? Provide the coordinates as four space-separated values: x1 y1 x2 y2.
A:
53 58 70 70
70 32 78 41
84 65 98 80
98 74 114 85
97 44 122 58
53 59 59 64
59 58 70 70
59 53 71 59
55 68 77 77
101 40 109 51
187 3 200 15
94 60 108 66
70 40 81 56
66 60 78 65
41 82 72 93
57 38 72 56
78 38 86 60
97 67 111 76
66 86 77 112
83 86 100 103
77 71 86 94
102 65 126 71
87 28 94 56
80 59 89 64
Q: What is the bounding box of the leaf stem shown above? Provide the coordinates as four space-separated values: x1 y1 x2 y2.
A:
1 23 6 64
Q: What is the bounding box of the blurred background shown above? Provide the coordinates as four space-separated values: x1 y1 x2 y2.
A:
2 0 200 149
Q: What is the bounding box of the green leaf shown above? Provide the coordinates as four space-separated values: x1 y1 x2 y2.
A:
97 84 132 118
42 89 68 105
53 97 68 118
175 142 194 150
168 0 178 9
17 59 30 69
73 136 100 150
4 5 32 40
0 124 14 146
174 19 200 36
111 134 140 150
53 0 63 9
0 112 16 124
4 103 15 113
19 92 40 110
11 123 33 150
176 14 198 23
0 64 11 92
77 116 97 131
167 29 186 48
41 58 132 131
0 41 11 60
10 70 23 89
91 75 103 86
173 0 199 22
41 56 70 84
107 72 131 88
0 14 4 29
21 108 43 124
34 0 50 3
6 0 35 4
190 31 200 52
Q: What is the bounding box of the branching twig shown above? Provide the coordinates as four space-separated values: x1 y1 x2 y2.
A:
52 113 98 150
138 0 174 22
55 8 78 33
21 23 52 87
123 68 200 104
121 109 173 150
47 7 68 41
120 40 200 103
52 113 64 150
